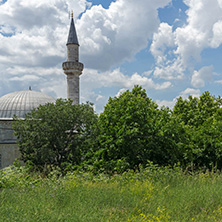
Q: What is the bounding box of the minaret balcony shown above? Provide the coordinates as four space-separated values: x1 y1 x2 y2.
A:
62 61 84 73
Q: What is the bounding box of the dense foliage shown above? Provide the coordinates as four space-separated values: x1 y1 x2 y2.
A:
13 99 97 171
90 86 186 172
12 86 222 172
173 92 222 169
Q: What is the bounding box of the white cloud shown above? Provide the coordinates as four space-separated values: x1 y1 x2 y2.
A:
95 94 104 102
150 22 175 64
0 0 91 65
3 0 221 113
80 68 172 111
175 0 222 65
67 0 91 15
81 68 172 91
143 70 153 77
0 0 171 104
78 0 171 70
0 0 89 99
9 75 40 81
156 99 176 109
179 88 201 99
6 66 62 76
153 57 185 80
211 20 222 47
191 66 213 88
150 22 187 80
116 88 127 97
150 0 222 81
175 26 205 64
156 88 201 109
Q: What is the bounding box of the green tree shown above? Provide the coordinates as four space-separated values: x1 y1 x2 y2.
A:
173 91 221 127
173 91 222 169
91 86 185 172
13 99 98 171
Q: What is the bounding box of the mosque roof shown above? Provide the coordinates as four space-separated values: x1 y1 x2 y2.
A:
67 17 79 45
0 90 56 119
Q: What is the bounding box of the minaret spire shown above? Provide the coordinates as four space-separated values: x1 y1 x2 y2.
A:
62 13 83 104
67 11 79 46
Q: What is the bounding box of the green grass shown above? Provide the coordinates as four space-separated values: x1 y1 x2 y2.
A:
1 165 222 221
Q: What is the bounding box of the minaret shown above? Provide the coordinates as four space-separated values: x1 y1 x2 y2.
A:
62 12 83 104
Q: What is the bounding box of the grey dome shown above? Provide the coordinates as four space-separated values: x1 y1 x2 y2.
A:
0 90 56 119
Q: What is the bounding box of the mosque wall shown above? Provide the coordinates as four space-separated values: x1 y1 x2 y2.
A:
0 120 17 143
0 120 20 169
0 144 20 169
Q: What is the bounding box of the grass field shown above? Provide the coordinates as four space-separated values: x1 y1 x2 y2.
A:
1 165 222 221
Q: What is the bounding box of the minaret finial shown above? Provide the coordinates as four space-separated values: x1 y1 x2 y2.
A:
71 10 73 18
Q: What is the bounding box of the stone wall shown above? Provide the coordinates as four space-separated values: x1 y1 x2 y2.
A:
0 119 20 169
0 144 20 169
0 119 17 143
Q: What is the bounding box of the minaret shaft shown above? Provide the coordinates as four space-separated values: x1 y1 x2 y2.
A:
67 45 79 62
67 75 79 104
62 16 83 104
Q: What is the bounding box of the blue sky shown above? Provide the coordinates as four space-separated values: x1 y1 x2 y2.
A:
0 0 222 113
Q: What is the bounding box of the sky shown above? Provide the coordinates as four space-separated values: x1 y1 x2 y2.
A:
0 0 222 113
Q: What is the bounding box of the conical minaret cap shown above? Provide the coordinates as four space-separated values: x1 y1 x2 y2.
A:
67 17 79 45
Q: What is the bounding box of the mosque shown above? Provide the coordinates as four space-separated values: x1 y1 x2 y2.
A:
0 14 83 169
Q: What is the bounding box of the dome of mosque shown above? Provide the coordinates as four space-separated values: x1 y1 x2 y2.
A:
0 90 56 119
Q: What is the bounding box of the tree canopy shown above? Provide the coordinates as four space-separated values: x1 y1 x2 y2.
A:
173 92 222 169
90 86 186 172
13 99 97 171
12 87 222 173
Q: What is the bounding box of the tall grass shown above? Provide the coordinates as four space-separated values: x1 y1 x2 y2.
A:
1 165 222 221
